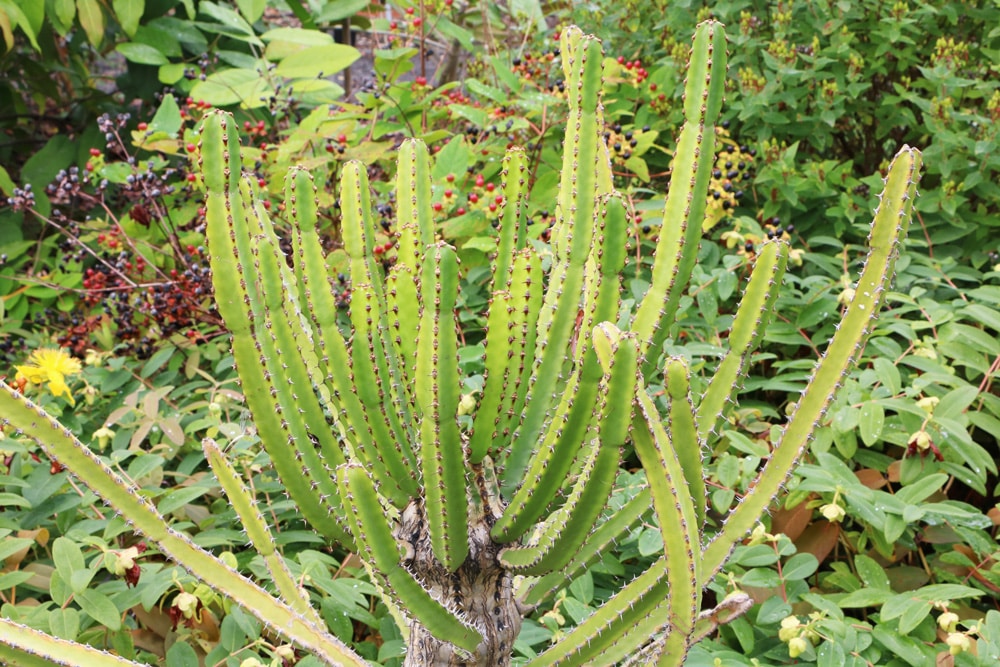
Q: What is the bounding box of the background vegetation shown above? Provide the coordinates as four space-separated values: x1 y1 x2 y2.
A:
0 0 998 665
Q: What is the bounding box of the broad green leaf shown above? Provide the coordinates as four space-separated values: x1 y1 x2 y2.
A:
858 402 884 446
50 607 81 641
0 537 33 561
316 0 368 23
166 637 200 667
157 486 210 514
273 44 361 79
837 587 893 608
112 0 144 37
189 68 265 106
782 553 818 580
235 0 264 23
77 0 104 47
53 0 77 32
52 536 84 583
76 589 122 631
934 384 979 420
199 1 254 36
872 357 900 394
116 42 169 65
1 1 38 50
854 554 890 590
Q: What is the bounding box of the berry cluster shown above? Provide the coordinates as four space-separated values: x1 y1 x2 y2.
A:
703 130 757 231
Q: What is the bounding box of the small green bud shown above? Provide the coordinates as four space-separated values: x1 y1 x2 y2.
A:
788 636 809 658
946 632 970 655
175 591 200 619
938 610 960 633
819 502 846 523
916 395 939 413
107 546 140 576
778 615 801 642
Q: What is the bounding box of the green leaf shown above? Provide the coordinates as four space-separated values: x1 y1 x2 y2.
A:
112 0 144 37
934 385 979 420
53 0 77 32
166 638 199 667
837 587 893 608
76 589 122 631
0 537 33 561
235 0 264 23
854 554 890 590
189 68 265 106
872 357 901 395
199 1 254 36
858 402 884 446
637 529 663 557
116 42 169 65
77 0 104 47
52 536 84 584
316 0 368 23
273 44 360 78
48 608 80 641
157 486 210 514
782 553 818 580
0 493 30 508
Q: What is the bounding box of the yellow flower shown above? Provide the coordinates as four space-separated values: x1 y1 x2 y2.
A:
14 348 82 405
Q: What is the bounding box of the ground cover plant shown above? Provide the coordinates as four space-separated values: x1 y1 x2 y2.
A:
0 1 998 666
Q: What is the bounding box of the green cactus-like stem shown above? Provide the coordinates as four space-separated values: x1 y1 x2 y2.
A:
203 438 324 627
416 243 469 571
503 27 610 490
0 619 145 666
499 325 637 574
489 249 544 458
632 367 702 662
632 21 727 368
493 147 530 288
201 112 351 546
702 146 922 577
340 162 420 488
518 487 652 606
392 139 436 380
0 385 364 667
530 558 671 666
696 240 788 443
493 195 627 541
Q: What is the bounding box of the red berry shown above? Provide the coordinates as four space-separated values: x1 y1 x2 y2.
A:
485 182 495 192
469 193 479 204
617 56 625 64
390 21 398 29
433 202 443 211
405 6 414 14
488 203 497 212
446 173 455 182
186 143 197 152
137 122 148 131
475 174 485 187
649 83 657 91
457 207 466 215
415 76 427 86
262 200 271 210
444 189 453 198
258 178 266 187
413 17 422 27
89 148 101 157
494 195 504 204
187 173 197 182
337 134 347 144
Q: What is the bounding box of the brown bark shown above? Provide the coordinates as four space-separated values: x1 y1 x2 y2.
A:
396 468 521 666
